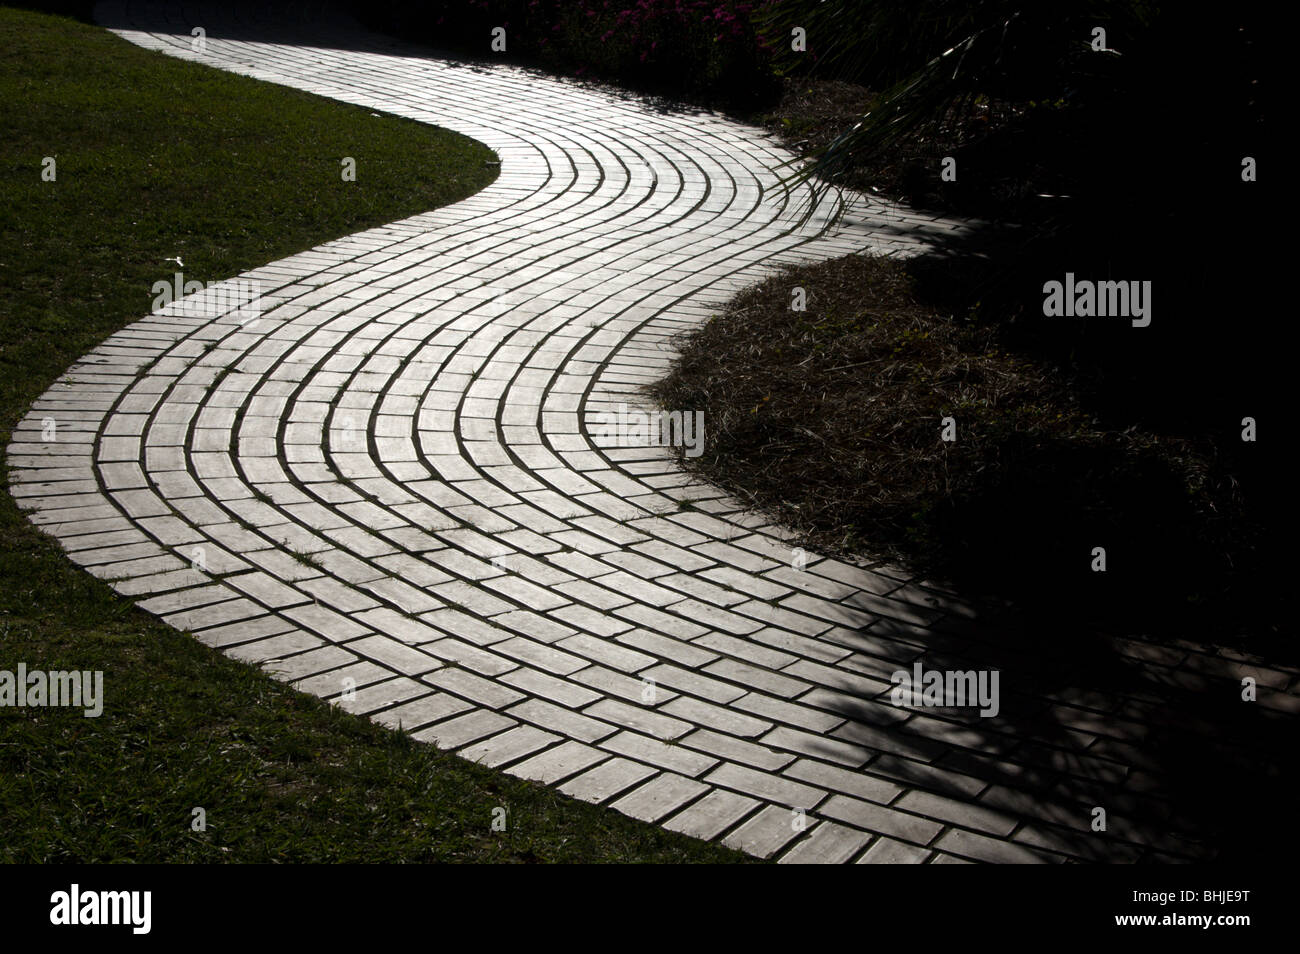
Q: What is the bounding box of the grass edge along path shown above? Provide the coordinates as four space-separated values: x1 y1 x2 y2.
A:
0 6 751 863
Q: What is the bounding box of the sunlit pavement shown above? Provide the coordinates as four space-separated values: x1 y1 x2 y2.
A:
9 0 1294 863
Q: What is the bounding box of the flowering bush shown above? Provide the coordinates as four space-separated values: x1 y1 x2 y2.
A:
358 0 782 105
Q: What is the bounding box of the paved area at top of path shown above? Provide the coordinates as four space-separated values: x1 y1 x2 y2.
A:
10 0 1297 863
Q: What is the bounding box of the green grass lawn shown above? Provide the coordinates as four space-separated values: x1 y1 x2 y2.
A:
0 6 749 863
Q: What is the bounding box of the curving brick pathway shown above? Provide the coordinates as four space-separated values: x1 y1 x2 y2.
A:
9 1 1295 863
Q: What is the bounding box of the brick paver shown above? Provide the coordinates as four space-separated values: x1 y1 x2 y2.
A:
8 0 1295 863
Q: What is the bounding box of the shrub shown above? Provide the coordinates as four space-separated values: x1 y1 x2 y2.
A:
356 0 781 105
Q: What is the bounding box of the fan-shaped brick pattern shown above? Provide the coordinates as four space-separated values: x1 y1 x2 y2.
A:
10 0 1294 863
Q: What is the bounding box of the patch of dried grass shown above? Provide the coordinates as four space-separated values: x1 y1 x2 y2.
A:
652 254 1243 631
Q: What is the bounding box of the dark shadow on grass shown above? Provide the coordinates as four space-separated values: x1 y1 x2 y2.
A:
921 437 1251 639
891 155 1286 652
